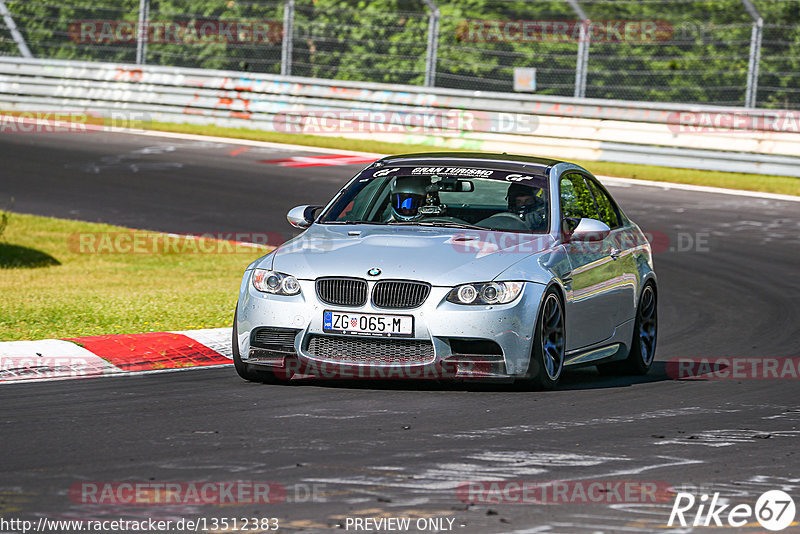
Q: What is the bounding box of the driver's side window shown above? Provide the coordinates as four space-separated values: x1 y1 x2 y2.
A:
560 174 598 220
586 178 621 229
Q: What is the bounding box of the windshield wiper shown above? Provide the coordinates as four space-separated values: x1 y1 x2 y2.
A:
390 221 486 230
326 221 486 230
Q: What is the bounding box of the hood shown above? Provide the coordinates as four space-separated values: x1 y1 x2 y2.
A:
261 223 554 286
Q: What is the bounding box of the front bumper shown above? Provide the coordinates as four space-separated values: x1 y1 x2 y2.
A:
235 272 547 380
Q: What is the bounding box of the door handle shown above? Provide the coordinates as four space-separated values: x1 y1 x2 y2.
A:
610 248 621 260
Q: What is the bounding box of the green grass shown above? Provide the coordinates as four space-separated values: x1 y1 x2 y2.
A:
139 120 800 197
0 212 266 341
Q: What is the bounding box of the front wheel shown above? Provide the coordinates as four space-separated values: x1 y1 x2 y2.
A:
519 289 565 390
598 283 657 376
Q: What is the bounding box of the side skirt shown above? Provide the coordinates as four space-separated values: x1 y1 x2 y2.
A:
564 318 635 369
564 343 623 369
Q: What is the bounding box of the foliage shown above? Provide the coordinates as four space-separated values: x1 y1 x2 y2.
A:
2 0 798 107
0 210 8 241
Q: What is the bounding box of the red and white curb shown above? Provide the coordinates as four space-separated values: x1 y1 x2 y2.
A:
0 328 232 384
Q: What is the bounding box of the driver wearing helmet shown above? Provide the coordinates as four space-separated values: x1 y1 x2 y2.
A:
507 183 547 230
389 176 431 222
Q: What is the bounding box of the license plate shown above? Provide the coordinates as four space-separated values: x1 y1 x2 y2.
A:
323 311 413 337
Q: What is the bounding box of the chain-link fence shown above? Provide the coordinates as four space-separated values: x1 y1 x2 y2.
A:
1 0 798 109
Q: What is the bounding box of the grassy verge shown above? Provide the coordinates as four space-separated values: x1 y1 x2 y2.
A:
0 212 266 341
139 120 800 197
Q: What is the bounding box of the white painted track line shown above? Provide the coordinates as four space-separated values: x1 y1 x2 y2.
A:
113 125 800 203
597 175 800 202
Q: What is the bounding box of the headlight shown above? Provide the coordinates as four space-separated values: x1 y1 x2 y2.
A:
447 281 524 305
252 269 301 295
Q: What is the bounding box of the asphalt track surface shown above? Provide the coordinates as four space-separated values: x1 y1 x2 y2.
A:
1 131 799 533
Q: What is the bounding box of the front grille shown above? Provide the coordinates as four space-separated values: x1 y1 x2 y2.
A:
372 280 431 309
250 327 300 356
306 335 435 365
316 277 368 307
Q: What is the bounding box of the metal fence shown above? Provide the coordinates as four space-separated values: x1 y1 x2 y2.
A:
0 0 798 109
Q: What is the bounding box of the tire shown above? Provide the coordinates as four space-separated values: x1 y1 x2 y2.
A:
598 282 657 376
519 288 566 390
232 311 287 384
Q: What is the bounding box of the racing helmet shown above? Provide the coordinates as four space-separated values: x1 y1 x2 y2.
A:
507 183 547 229
390 176 429 222
506 183 540 212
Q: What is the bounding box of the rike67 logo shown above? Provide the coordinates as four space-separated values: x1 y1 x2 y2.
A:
668 490 796 531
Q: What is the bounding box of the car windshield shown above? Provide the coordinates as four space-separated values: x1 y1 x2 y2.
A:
319 167 550 234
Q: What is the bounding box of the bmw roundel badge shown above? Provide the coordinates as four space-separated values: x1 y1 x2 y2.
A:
367 268 381 276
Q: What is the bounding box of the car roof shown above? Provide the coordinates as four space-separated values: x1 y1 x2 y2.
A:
376 152 561 175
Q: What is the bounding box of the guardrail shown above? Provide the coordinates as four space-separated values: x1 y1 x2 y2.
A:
1 57 799 177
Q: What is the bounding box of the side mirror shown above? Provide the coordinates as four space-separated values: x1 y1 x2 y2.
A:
564 217 610 242
287 205 322 229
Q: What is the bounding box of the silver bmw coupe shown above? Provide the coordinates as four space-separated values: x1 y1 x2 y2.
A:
233 153 657 389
